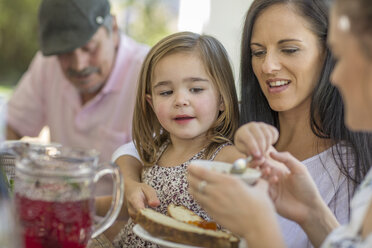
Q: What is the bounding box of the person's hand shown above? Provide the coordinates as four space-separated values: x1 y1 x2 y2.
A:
234 122 279 168
234 122 279 159
115 155 160 220
263 150 323 224
188 164 278 237
264 150 340 247
125 181 160 220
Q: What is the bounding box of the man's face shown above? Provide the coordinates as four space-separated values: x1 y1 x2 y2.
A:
57 24 119 95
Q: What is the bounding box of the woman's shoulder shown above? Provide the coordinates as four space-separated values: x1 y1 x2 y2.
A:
302 143 354 166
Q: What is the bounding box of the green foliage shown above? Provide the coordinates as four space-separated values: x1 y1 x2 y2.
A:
116 0 177 46
0 0 176 86
0 0 41 86
0 85 12 97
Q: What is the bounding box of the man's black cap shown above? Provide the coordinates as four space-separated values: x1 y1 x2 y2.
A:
39 0 110 56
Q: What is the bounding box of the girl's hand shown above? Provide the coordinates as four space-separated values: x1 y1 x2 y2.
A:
187 164 284 246
116 155 160 220
125 181 160 220
234 122 279 160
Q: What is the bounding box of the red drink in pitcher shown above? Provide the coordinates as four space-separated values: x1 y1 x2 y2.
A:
15 193 94 248
9 144 124 248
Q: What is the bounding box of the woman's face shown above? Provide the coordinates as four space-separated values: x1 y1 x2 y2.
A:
251 4 325 114
329 8 372 131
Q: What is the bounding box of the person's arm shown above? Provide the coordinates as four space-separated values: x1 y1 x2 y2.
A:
112 142 160 220
299 198 339 248
187 165 286 248
266 150 339 247
6 125 21 140
232 123 338 247
116 155 160 219
6 52 50 139
93 150 153 241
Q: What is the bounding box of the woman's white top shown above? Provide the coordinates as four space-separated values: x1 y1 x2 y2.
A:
279 145 354 248
321 168 372 247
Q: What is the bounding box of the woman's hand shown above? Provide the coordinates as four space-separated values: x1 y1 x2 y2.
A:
234 122 279 159
188 164 285 248
263 150 322 223
264 150 339 247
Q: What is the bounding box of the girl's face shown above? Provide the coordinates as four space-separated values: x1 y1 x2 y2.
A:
251 4 325 114
146 52 224 141
329 8 372 131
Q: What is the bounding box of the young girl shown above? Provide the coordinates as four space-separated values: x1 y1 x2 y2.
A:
113 31 243 247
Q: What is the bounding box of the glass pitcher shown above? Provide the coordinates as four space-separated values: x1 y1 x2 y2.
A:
5 142 124 248
0 168 22 248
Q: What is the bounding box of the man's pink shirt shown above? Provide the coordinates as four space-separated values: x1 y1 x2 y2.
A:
7 34 149 162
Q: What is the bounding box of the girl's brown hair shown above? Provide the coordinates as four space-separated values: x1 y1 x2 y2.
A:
132 31 239 166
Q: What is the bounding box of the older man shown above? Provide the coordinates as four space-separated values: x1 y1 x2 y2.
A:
6 0 148 166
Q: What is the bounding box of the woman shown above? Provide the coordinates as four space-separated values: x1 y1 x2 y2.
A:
188 0 372 247
203 0 370 247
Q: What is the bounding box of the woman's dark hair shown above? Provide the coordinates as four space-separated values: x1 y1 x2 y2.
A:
240 0 372 196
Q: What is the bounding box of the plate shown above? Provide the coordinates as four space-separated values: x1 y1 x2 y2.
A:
189 159 261 185
133 224 203 248
133 224 248 248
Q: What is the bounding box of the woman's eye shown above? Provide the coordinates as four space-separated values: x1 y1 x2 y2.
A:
282 48 299 54
190 88 203 93
159 90 173 96
251 50 266 57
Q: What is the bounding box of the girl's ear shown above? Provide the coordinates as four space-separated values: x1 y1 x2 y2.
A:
219 95 225 111
146 94 154 109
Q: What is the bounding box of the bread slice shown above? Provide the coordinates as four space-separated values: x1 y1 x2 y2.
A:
168 203 204 223
168 203 218 230
136 208 239 248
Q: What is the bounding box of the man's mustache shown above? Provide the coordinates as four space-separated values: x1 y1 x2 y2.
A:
67 67 100 77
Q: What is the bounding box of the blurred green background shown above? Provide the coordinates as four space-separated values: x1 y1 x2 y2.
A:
0 0 178 93
0 0 40 88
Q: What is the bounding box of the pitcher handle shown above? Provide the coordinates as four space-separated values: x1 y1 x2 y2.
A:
91 162 124 238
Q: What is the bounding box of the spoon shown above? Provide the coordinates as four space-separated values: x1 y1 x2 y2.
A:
230 156 253 174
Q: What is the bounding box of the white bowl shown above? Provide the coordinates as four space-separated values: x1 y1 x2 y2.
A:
189 159 261 185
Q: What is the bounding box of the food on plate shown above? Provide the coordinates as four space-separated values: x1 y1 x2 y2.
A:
168 204 217 230
135 205 239 248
